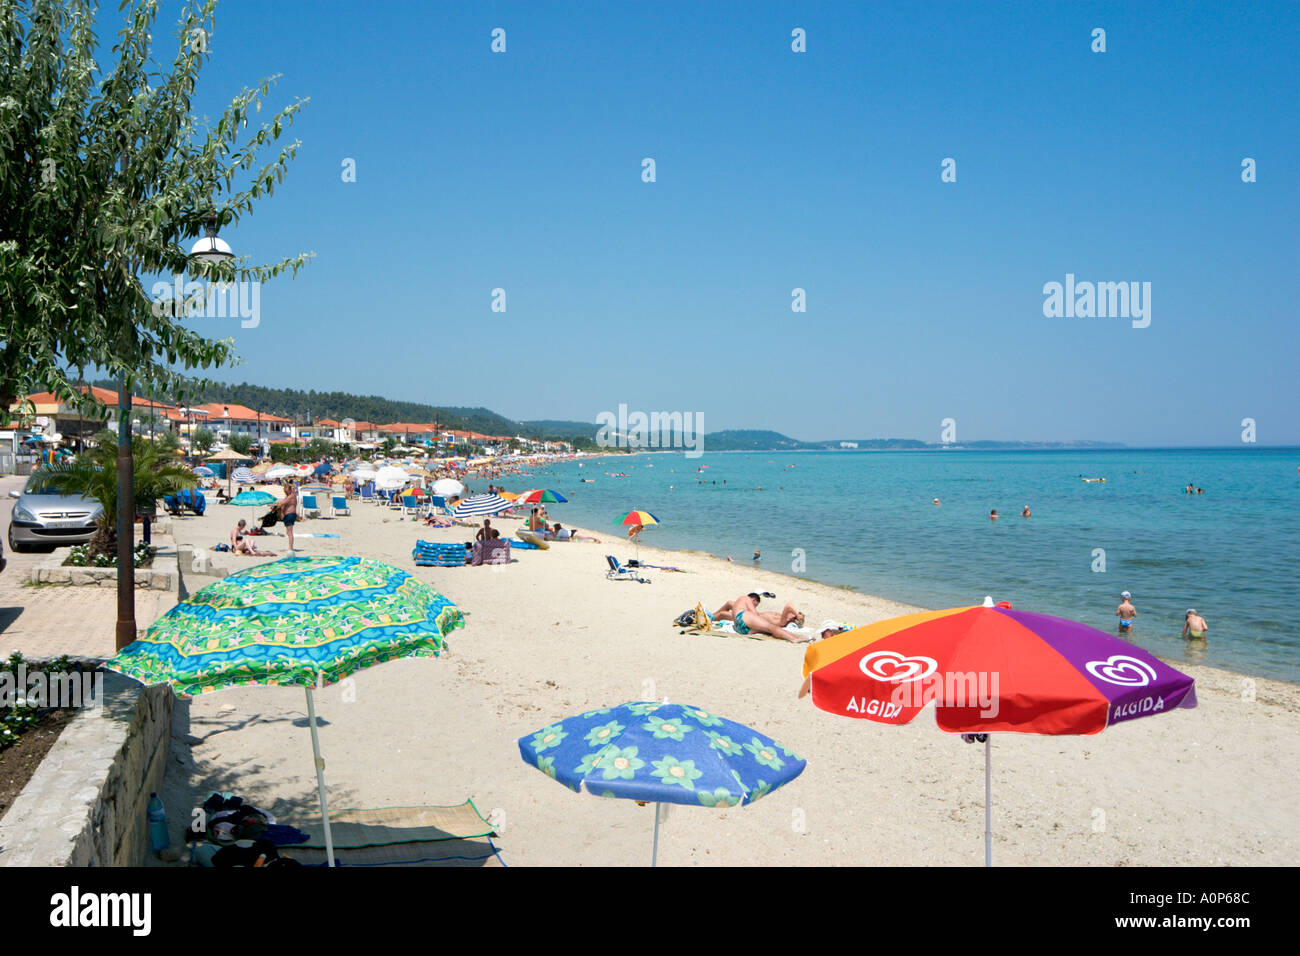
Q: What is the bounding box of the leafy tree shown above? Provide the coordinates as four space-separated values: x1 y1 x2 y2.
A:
155 429 181 455
0 0 311 418
192 427 215 455
36 434 195 556
227 431 253 456
381 437 397 455
305 438 331 459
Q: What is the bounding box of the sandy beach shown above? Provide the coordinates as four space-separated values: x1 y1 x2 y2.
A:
155 494 1300 866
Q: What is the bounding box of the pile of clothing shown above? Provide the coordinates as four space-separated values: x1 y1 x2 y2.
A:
186 792 308 867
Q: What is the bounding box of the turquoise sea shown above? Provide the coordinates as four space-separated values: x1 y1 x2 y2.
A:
517 447 1300 684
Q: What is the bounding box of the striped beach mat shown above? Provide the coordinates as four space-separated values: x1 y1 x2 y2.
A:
288 800 505 867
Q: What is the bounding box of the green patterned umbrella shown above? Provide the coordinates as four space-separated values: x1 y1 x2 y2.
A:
107 554 465 865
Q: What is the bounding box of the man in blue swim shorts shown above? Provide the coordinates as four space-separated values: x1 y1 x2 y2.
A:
713 592 808 643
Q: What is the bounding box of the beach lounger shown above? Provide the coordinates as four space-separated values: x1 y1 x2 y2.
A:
401 495 422 516
606 555 649 583
301 494 321 518
332 495 351 516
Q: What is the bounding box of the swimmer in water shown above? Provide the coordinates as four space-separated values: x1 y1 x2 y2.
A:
1116 591 1137 633
753 550 761 562
1182 609 1209 641
932 498 941 506
1021 505 1031 517
990 509 999 520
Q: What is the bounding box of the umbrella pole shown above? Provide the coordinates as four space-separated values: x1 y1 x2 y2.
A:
652 801 661 867
305 686 336 867
985 734 992 868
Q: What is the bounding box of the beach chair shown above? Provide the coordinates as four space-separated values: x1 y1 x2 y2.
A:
332 495 351 516
401 495 422 516
301 494 321 518
605 555 649 583
471 539 511 566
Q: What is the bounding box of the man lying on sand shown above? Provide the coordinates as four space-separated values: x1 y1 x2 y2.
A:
713 593 808 643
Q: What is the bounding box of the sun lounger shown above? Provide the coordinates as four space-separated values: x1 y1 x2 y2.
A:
606 554 649 583
332 495 351 516
301 494 321 518
413 540 470 567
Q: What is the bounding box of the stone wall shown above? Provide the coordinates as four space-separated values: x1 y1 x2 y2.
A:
0 671 173 867
30 533 178 591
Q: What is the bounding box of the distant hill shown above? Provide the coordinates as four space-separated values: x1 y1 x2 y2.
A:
92 379 1123 451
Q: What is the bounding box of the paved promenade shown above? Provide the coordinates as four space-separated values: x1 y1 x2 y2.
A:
0 475 170 662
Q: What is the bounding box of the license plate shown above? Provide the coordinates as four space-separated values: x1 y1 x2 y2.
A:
43 519 84 528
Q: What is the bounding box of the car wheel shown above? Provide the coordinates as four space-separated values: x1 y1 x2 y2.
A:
8 523 30 553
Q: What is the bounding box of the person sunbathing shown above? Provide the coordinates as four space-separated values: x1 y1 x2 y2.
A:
712 593 808 643
231 519 275 556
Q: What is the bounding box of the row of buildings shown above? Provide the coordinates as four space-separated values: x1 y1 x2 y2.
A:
3 386 571 469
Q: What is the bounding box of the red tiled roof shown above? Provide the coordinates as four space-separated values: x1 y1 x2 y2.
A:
194 402 292 424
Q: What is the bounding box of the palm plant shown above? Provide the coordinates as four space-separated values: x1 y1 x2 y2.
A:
37 434 198 557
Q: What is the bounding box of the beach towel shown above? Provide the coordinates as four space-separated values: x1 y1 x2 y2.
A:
295 801 497 849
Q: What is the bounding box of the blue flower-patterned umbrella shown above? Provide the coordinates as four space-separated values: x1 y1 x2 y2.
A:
518 700 806 865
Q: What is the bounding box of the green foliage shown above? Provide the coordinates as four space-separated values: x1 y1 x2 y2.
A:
36 433 196 555
0 0 312 420
1 652 79 750
305 438 331 458
155 429 181 455
192 427 215 454
227 431 254 455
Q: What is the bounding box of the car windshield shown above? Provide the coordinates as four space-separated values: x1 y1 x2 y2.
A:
23 472 64 495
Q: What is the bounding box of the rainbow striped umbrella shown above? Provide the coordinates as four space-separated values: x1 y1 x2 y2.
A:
801 597 1197 865
515 489 568 504
614 510 659 527
106 555 465 865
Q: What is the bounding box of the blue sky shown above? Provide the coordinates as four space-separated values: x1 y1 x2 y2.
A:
143 0 1298 445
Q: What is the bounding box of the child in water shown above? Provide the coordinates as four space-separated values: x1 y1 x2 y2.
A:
1116 591 1137 633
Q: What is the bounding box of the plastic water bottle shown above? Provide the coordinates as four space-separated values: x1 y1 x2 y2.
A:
147 793 169 853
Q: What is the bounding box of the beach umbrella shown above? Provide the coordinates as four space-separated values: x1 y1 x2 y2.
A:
193 466 215 477
800 596 1198 866
451 494 513 520
374 465 411 491
515 489 568 504
106 555 465 866
432 478 464 499
313 461 332 478
266 464 296 481
231 466 255 485
615 510 660 560
294 463 312 477
519 700 806 865
230 490 278 507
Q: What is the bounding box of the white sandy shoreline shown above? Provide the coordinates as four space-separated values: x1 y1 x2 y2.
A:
153 498 1300 866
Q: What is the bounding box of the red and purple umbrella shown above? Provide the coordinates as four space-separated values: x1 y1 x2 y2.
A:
801 597 1197 863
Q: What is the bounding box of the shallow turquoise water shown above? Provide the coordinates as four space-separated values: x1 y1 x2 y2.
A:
513 448 1300 683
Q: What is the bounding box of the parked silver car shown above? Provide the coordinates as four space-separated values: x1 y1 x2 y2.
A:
8 473 104 552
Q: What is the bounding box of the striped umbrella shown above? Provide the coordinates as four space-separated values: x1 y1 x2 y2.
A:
451 494 513 519
266 464 296 480
231 466 255 484
800 596 1197 865
193 466 215 477
614 510 659 527
516 489 568 504
106 555 465 866
615 510 660 559
519 701 805 865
